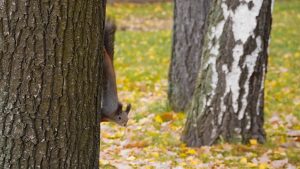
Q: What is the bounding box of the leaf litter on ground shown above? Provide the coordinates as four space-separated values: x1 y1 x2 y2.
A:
101 1 300 168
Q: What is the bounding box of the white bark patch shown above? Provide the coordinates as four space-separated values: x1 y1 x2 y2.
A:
246 113 252 130
204 0 264 126
218 65 229 124
217 1 263 123
206 57 218 102
211 121 217 139
205 13 227 106
218 44 243 124
238 37 262 119
228 44 243 112
204 18 225 125
232 0 264 43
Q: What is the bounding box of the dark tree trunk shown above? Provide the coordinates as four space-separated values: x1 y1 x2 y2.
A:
181 0 273 147
168 0 211 112
0 0 104 168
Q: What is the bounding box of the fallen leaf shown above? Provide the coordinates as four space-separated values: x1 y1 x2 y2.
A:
286 164 297 169
270 159 288 169
151 152 160 158
186 149 197 155
287 130 300 137
258 163 268 169
246 162 258 167
280 142 299 148
160 112 174 121
154 115 163 123
259 153 270 163
250 139 258 146
124 141 149 148
240 157 248 164
113 163 132 169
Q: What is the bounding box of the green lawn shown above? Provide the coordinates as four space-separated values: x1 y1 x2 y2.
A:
266 1 300 120
101 1 300 168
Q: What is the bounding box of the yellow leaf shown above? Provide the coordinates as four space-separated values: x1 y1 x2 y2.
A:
154 115 163 123
250 139 258 145
190 160 198 165
99 159 109 165
186 149 197 155
127 156 135 161
240 157 248 164
179 153 187 158
180 162 187 166
151 152 159 158
259 163 268 169
176 112 186 120
180 143 187 149
247 162 258 167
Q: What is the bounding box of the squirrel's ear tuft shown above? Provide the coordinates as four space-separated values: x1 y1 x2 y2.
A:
125 104 131 114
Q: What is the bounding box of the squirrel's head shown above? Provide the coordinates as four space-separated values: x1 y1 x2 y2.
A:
112 103 131 127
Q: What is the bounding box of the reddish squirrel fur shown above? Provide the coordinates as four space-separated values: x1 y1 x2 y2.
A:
101 19 131 127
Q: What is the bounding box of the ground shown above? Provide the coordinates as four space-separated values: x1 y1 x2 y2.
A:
100 1 300 168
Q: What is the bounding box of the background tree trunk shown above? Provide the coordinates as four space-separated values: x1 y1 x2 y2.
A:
0 0 104 168
168 0 210 112
181 0 273 147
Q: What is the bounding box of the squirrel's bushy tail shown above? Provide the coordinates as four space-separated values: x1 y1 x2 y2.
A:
104 18 117 59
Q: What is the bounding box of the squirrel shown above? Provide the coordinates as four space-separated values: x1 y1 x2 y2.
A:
101 18 131 127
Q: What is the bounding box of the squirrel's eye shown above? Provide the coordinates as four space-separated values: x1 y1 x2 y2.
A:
118 117 121 120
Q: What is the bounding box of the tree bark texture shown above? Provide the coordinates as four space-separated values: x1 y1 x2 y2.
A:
168 0 211 112
181 0 273 147
0 0 104 168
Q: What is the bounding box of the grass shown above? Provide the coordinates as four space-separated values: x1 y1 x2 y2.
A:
266 0 300 120
101 1 300 168
107 3 173 20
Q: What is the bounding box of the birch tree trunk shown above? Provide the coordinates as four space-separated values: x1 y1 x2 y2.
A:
181 0 273 147
168 0 210 112
0 0 104 168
